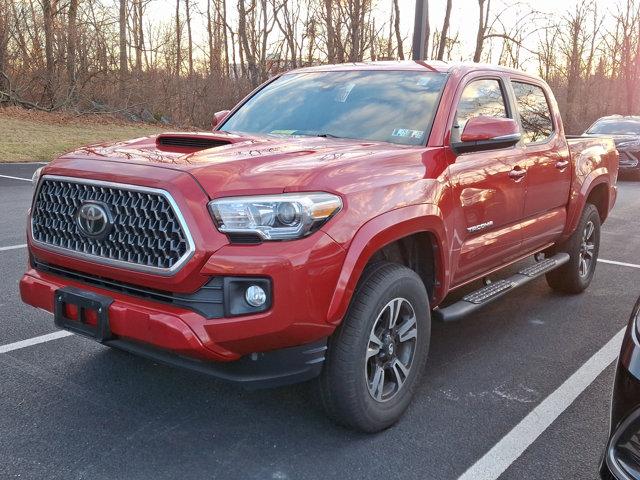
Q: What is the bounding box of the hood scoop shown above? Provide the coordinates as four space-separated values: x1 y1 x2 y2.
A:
156 133 232 151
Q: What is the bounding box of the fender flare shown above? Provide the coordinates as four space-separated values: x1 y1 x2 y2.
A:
326 204 449 325
563 167 610 238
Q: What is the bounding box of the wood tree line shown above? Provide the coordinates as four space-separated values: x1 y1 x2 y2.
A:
0 0 638 132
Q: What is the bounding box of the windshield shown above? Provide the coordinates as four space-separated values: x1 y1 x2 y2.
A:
220 70 448 146
586 119 640 135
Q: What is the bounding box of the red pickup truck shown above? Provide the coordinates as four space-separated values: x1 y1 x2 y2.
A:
21 61 618 432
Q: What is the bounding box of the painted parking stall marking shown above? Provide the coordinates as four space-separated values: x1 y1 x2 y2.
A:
0 331 73 354
598 258 640 270
458 327 625 480
0 174 32 182
0 244 27 252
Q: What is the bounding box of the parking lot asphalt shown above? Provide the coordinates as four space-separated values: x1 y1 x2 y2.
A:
1 162 639 480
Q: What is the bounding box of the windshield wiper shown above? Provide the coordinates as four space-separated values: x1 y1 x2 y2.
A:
290 131 345 139
315 133 343 139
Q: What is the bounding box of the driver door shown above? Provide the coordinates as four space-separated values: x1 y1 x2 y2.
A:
448 76 526 286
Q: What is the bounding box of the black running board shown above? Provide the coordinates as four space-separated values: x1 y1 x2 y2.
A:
433 253 570 322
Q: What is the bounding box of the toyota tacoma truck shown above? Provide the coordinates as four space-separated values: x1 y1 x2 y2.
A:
20 61 618 432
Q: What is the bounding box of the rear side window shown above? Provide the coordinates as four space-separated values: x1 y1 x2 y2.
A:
453 79 507 143
512 82 554 144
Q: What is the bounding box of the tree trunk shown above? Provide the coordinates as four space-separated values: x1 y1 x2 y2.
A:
237 0 258 86
393 0 404 60
473 0 489 63
0 0 8 93
132 0 143 73
67 0 78 98
324 0 335 62
175 0 181 76
185 0 193 76
436 0 452 60
423 0 430 59
119 0 128 88
207 0 215 73
42 0 55 105
222 0 229 76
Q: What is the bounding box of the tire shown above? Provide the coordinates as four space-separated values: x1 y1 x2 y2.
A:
545 203 601 294
318 261 430 432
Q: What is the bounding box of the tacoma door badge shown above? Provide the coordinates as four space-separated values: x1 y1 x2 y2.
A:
467 221 494 233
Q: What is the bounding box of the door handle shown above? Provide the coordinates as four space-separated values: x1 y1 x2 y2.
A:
555 160 570 170
508 168 526 181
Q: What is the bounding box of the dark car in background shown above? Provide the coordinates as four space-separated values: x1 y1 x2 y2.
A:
586 116 640 179
601 297 640 479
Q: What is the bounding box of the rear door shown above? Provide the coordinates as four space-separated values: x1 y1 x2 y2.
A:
447 74 526 286
509 80 571 250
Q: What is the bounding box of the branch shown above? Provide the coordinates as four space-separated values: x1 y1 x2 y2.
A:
482 33 542 56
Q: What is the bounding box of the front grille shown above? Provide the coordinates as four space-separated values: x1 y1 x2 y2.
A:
31 176 193 274
619 151 639 167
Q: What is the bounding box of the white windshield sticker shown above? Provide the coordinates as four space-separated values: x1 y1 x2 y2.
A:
416 76 436 87
335 83 355 103
392 128 425 140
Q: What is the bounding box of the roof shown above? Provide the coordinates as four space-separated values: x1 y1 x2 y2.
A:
290 60 537 78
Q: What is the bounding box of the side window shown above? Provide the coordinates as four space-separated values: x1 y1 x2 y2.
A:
453 79 508 142
511 82 554 144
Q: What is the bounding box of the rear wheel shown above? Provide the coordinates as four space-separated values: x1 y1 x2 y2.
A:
318 262 430 432
546 203 601 294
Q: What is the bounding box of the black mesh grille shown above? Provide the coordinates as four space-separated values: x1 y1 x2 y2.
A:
157 136 228 149
31 177 191 271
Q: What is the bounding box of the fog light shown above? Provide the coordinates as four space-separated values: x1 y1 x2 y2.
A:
245 285 267 307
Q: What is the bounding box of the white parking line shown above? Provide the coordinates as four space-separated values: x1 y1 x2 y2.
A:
458 327 625 480
0 244 27 252
0 161 46 165
0 330 73 354
0 174 31 182
599 258 640 269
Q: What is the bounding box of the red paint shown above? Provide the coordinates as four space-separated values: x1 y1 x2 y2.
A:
460 116 519 142
20 61 618 363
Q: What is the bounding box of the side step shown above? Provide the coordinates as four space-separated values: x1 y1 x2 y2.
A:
433 253 570 322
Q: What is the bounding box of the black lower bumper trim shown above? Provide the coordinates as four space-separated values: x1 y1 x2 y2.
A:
105 338 327 389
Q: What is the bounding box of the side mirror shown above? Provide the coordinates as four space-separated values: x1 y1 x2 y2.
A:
452 116 521 154
212 110 231 130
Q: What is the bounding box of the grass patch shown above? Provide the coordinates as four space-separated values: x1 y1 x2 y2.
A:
1 107 166 162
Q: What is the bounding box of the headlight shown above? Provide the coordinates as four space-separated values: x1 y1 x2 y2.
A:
208 192 342 240
32 167 44 186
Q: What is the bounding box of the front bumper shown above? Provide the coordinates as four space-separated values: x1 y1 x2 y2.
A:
20 229 346 387
602 300 640 479
20 270 329 388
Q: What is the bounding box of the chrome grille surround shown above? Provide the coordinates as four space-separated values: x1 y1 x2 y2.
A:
30 175 195 275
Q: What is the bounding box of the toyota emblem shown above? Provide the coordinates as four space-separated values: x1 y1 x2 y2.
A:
75 201 112 239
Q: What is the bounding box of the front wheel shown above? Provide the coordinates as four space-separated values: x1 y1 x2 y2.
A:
546 203 601 294
318 262 430 432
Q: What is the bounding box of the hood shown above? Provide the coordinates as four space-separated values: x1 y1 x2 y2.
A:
59 131 430 198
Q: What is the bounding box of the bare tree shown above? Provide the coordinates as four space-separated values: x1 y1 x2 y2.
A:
473 0 490 62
